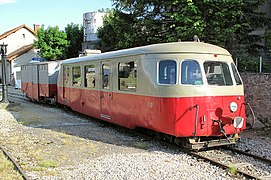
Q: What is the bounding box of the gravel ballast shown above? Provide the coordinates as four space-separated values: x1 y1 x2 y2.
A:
0 89 270 179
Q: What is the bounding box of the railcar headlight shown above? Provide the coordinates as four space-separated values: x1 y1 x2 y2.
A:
230 102 238 112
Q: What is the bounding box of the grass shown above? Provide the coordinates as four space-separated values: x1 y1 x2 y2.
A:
0 151 23 180
228 165 237 175
39 159 59 168
133 141 149 149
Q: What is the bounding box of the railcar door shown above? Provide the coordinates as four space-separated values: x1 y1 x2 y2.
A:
100 62 112 120
28 65 39 100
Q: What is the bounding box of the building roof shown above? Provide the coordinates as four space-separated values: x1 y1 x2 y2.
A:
7 44 34 61
0 24 36 40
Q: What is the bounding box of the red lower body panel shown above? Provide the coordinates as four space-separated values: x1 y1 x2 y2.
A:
57 86 246 138
22 82 57 100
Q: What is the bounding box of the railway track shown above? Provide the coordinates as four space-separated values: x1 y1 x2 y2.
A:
0 144 29 180
0 91 29 179
128 128 271 179
190 148 271 180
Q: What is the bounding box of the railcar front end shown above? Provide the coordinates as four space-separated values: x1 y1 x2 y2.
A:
153 52 246 150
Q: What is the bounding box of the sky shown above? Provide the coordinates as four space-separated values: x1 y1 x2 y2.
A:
0 0 113 33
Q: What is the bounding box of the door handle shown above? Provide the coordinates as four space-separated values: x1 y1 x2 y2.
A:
109 93 113 100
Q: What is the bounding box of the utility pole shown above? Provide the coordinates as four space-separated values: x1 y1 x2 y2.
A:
1 42 9 103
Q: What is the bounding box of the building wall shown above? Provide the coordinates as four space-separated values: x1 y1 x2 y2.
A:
0 28 36 54
241 73 271 126
12 49 38 79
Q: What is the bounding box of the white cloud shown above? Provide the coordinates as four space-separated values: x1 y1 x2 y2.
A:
0 0 17 5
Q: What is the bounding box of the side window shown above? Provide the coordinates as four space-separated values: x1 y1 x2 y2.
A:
158 60 176 84
181 60 203 85
102 64 110 89
231 63 242 85
63 66 70 86
118 61 137 91
72 66 81 87
204 61 233 86
84 65 95 88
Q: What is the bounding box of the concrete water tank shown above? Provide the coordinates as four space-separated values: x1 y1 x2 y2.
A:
83 12 106 42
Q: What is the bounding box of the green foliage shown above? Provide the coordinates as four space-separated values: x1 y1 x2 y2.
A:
34 26 69 61
265 28 271 54
235 55 259 73
98 0 269 55
64 23 83 58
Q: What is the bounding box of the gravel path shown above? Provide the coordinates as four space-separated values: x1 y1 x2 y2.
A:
0 88 270 179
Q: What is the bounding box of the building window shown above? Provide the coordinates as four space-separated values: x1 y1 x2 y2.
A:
72 66 81 87
158 60 176 84
22 34 25 39
118 61 137 91
84 65 95 88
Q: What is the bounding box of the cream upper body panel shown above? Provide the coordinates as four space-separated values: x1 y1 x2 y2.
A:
138 53 243 98
61 42 243 98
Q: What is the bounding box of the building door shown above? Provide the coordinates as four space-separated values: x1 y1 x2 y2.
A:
100 62 112 120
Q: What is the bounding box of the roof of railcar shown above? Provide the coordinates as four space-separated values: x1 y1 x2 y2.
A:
62 42 231 64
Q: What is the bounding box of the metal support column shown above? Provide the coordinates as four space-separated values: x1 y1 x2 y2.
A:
1 42 9 103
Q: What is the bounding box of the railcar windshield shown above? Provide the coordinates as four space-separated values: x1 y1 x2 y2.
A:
181 60 203 85
231 63 242 85
204 61 233 86
158 60 177 84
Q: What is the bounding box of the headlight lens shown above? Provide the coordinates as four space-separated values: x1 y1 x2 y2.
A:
230 102 238 112
234 116 244 128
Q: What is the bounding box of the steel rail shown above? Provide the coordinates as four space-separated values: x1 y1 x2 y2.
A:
224 146 271 165
187 150 262 180
0 144 29 180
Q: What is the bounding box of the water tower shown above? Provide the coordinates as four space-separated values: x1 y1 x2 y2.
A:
82 12 106 50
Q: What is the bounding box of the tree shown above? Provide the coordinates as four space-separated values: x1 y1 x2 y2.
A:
98 0 269 54
64 23 84 58
34 26 69 60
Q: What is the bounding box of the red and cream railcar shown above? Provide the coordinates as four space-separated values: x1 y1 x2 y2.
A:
21 61 61 102
57 42 246 149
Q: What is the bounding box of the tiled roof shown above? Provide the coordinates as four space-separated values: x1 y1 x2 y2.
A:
7 44 34 61
0 24 36 40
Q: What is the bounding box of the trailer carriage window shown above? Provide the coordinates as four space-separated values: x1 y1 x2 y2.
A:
159 60 176 84
181 60 203 85
72 66 81 87
204 61 233 86
84 65 95 88
118 61 137 91
231 63 242 85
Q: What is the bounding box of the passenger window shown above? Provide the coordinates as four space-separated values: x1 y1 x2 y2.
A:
63 66 70 86
231 63 242 85
72 66 81 87
204 61 233 86
118 61 137 91
102 64 110 89
181 60 203 85
158 60 176 84
84 65 95 88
